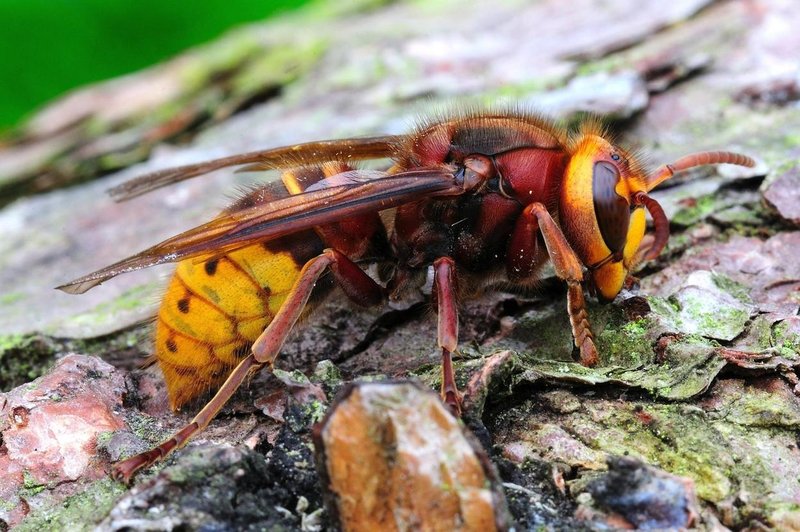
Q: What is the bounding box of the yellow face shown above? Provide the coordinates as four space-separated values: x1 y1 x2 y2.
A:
559 133 648 302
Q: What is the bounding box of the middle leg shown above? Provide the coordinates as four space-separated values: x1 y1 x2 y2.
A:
433 256 462 415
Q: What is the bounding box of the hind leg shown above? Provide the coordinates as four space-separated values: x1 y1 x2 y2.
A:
113 249 384 482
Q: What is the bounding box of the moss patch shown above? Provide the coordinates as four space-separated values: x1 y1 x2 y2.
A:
70 323 152 360
573 402 737 502
596 317 652 368
772 320 800 358
15 478 126 532
672 194 721 227
647 271 753 342
230 39 327 97
498 296 728 400
58 283 159 336
0 334 58 391
493 382 800 528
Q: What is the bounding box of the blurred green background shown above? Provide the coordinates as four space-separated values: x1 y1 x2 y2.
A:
0 0 310 131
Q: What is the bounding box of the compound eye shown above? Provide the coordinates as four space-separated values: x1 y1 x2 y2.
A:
593 161 630 256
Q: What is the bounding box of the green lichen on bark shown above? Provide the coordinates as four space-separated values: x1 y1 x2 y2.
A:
491 377 800 529
646 271 754 342
14 479 126 532
0 334 58 391
57 283 159 333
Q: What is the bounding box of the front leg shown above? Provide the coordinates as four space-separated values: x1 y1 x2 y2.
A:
507 203 599 366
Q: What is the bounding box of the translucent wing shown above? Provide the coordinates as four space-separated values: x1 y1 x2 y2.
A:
59 167 461 294
109 135 405 201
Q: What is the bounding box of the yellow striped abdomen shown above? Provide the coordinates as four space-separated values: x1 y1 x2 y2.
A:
155 231 325 409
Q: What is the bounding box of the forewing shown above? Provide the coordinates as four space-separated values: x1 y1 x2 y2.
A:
59 167 461 294
109 135 405 201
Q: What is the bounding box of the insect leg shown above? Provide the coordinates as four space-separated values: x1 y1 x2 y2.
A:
114 353 263 482
114 249 384 482
511 203 599 367
251 248 384 363
433 256 462 416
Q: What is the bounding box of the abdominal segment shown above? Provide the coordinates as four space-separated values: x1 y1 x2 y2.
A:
155 231 325 409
